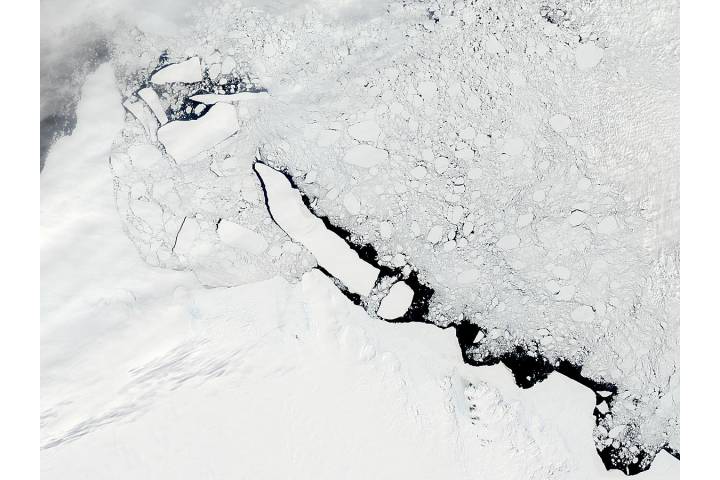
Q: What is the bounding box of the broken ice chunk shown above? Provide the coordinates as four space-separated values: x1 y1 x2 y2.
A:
597 216 619 234
123 98 159 141
549 114 571 132
410 165 427 179
571 305 595 323
497 234 520 250
158 103 239 163
173 217 201 256
447 205 464 224
343 192 362 214
468 167 483 180
575 42 604 71
457 269 481 284
348 120 381 142
217 219 268 255
128 144 164 169
517 213 534 228
417 81 437 100
343 145 388 168
553 266 571 280
473 329 486 343
379 221 393 239
567 210 588 226
377 281 414 320
556 285 576 301
207 63 221 80
459 126 476 141
138 87 168 125
434 156 449 174
498 138 525 156
151 57 203 84
254 163 379 296
485 35 505 54
221 56 236 75
426 225 444 244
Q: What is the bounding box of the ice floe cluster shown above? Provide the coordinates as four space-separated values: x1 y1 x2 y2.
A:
105 0 679 472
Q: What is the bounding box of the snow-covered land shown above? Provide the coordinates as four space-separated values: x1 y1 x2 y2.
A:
41 0 679 477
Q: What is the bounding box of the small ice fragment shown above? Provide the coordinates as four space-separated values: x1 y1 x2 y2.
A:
128 144 163 169
468 167 483 179
217 219 268 255
123 98 158 141
173 218 201 256
221 56 236 75
343 192 362 214
410 165 428 179
550 114 571 132
553 266 571 280
138 87 168 125
427 225 444 244
517 213 534 228
474 134 491 148
447 205 464 224
377 281 415 320
207 63 221 80
486 35 505 54
348 120 381 142
499 138 525 156
575 42 604 70
459 126 476 141
546 280 561 294
597 216 618 234
435 156 449 174
497 234 520 250
343 145 388 168
567 210 588 226
457 269 481 284
417 81 438 100
379 221 393 239
317 129 340 147
571 305 595 323
557 285 576 301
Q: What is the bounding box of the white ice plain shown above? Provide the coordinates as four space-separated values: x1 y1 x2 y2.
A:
40 63 679 480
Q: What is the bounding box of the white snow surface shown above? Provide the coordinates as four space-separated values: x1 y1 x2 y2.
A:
41 0 680 476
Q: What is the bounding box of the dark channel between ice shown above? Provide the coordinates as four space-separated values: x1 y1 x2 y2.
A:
252 160 676 476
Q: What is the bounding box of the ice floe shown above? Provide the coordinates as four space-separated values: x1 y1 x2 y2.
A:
151 57 203 84
158 103 239 163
